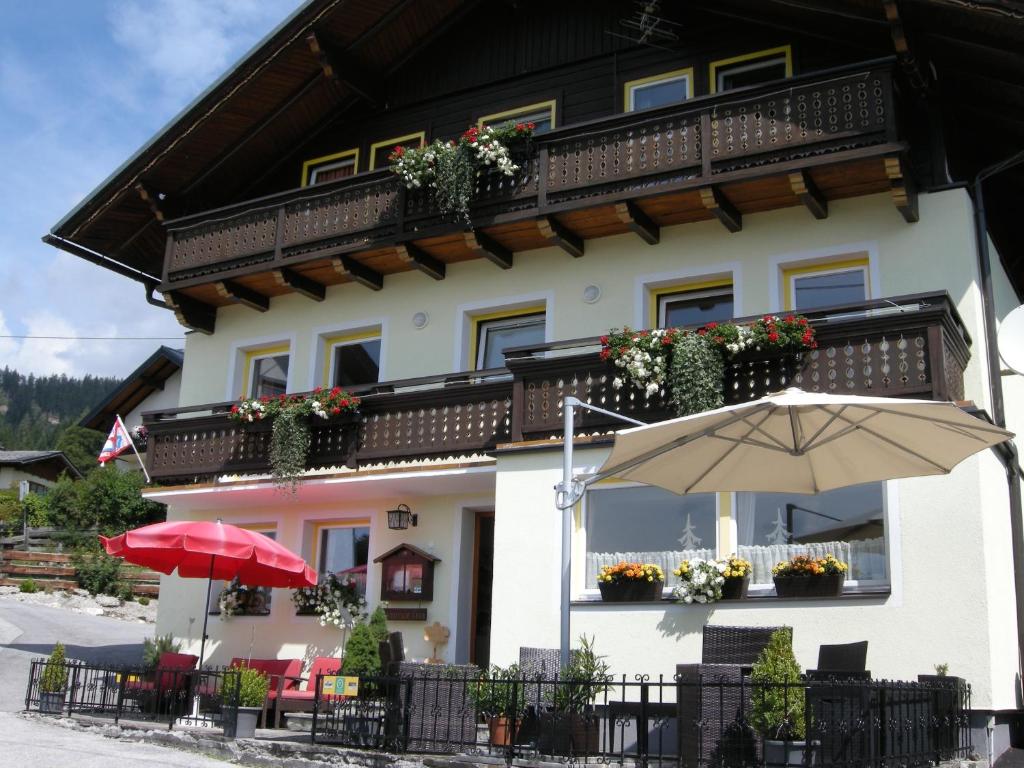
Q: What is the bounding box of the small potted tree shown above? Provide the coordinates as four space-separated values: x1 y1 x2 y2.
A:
750 628 811 768
38 642 69 714
222 666 269 739
540 636 611 756
468 663 526 746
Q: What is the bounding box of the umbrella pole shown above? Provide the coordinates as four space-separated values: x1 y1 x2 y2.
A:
198 555 214 669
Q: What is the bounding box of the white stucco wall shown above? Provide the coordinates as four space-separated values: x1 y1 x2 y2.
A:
123 370 183 431
0 466 55 490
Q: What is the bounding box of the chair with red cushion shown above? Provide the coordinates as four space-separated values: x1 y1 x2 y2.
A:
230 657 302 727
273 656 343 728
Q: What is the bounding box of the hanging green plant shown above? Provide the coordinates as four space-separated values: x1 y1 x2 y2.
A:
389 122 534 224
670 332 724 416
229 387 361 492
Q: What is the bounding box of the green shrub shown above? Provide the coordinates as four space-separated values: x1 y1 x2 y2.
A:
71 545 124 596
223 666 270 708
19 578 38 594
670 332 724 417
468 663 526 717
750 628 805 740
143 633 181 668
137 595 150 606
547 635 612 714
39 642 68 694
343 620 381 678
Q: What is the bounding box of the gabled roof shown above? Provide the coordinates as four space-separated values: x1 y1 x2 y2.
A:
80 346 184 432
46 0 1024 297
373 543 441 563
0 451 82 481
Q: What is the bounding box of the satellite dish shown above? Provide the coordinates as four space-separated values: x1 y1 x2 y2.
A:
998 304 1024 376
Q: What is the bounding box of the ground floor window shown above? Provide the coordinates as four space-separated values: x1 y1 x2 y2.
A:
317 523 370 595
208 528 276 615
584 485 717 589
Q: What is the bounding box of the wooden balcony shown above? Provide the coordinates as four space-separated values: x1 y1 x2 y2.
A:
160 60 912 332
142 293 970 485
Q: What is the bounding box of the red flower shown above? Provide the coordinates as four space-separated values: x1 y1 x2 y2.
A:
714 335 725 344
768 332 780 342
260 396 270 403
705 321 718 330
278 394 286 402
463 126 479 141
330 386 342 396
313 386 322 393
352 396 361 406
599 335 609 345
340 398 350 407
599 348 611 360
515 123 525 132
331 406 341 415
784 315 796 324
392 145 405 157
230 405 240 414
763 315 774 323
527 122 536 130
697 329 707 336
619 346 628 355
799 317 808 326
661 336 672 346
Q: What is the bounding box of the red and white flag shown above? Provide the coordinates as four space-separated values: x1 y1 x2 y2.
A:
98 415 133 464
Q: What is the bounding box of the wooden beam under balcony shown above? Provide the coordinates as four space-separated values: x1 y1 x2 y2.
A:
464 231 513 269
537 216 584 258
272 267 325 301
396 243 445 280
885 156 919 223
331 255 384 291
788 171 828 220
164 291 216 334
215 280 269 311
614 201 659 245
134 182 167 222
699 186 742 232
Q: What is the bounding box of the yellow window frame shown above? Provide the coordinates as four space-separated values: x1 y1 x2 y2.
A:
368 132 426 171
709 45 793 94
321 328 382 387
241 343 291 399
469 305 546 371
648 278 733 328
782 256 871 311
301 148 360 187
623 67 694 112
477 99 557 129
311 518 371 572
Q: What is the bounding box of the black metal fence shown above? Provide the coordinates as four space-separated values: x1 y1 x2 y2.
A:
25 659 241 731
311 670 972 768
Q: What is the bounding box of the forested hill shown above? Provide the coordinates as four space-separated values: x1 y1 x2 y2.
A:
0 367 119 450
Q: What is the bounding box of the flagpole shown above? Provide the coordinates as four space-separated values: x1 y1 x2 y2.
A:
117 414 151 484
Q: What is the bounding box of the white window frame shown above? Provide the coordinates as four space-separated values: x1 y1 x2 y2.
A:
309 156 356 185
313 520 371 577
454 292 553 372
787 263 869 312
768 243 879 313
657 285 735 328
634 265 742 330
625 68 694 113
309 320 388 391
714 55 789 93
227 335 297 401
475 312 547 371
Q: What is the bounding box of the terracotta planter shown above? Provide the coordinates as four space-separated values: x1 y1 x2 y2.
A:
487 715 518 746
773 573 845 598
598 579 663 602
721 575 750 600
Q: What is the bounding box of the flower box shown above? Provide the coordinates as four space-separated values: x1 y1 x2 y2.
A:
773 573 845 598
598 579 663 602
721 574 750 600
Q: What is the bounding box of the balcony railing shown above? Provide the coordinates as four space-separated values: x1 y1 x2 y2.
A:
163 59 899 286
142 293 969 485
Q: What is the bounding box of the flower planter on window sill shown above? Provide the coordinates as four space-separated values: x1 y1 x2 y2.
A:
721 575 750 600
597 580 664 602
772 573 845 598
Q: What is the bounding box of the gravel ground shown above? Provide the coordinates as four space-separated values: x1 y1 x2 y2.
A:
0 585 157 623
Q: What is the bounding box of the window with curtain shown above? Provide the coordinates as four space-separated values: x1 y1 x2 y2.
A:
208 530 276 615
735 482 886 585
319 525 370 594
584 486 717 589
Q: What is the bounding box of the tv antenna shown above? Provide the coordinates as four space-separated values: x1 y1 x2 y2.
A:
608 1 681 49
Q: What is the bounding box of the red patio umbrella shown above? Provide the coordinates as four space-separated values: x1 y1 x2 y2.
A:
101 519 317 668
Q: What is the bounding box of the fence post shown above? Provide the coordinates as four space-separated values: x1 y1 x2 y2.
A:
311 673 320 744
67 661 81 716
24 660 37 711
640 680 650 768
114 668 127 724
506 677 519 768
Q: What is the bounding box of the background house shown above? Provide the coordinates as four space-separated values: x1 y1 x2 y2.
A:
0 449 81 493
46 0 1024 757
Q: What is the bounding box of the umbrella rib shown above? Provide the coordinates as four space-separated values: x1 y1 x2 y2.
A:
824 410 953 473
707 433 794 453
800 409 882 453
683 408 779 493
797 405 850 453
864 406 1009 440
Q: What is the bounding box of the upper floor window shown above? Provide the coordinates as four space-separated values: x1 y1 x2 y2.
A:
369 132 426 171
783 255 870 311
301 148 359 186
624 67 693 112
478 100 556 134
656 282 734 328
325 330 381 388
710 46 793 93
473 309 546 370
243 345 290 399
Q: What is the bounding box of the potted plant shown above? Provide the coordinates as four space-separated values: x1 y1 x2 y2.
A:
38 642 69 714
750 628 811 768
468 663 526 746
597 561 665 602
539 636 611 756
772 554 848 598
719 555 753 599
672 558 725 604
222 666 270 739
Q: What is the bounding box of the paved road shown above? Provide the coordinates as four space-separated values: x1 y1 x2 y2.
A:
0 712 231 767
0 599 150 712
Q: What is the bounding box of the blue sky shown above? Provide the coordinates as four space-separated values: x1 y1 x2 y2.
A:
0 0 303 378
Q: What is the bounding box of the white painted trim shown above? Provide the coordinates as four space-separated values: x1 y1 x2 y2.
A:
446 497 493 664
633 262 742 328
767 241 880 313
307 317 389 390
882 479 902 606
225 332 297 401
452 290 555 371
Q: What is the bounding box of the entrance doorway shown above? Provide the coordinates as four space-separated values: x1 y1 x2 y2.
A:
470 511 495 667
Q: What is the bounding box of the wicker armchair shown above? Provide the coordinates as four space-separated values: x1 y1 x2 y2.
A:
677 626 789 767
396 661 479 753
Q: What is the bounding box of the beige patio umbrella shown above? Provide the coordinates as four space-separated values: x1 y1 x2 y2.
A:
591 388 1014 495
